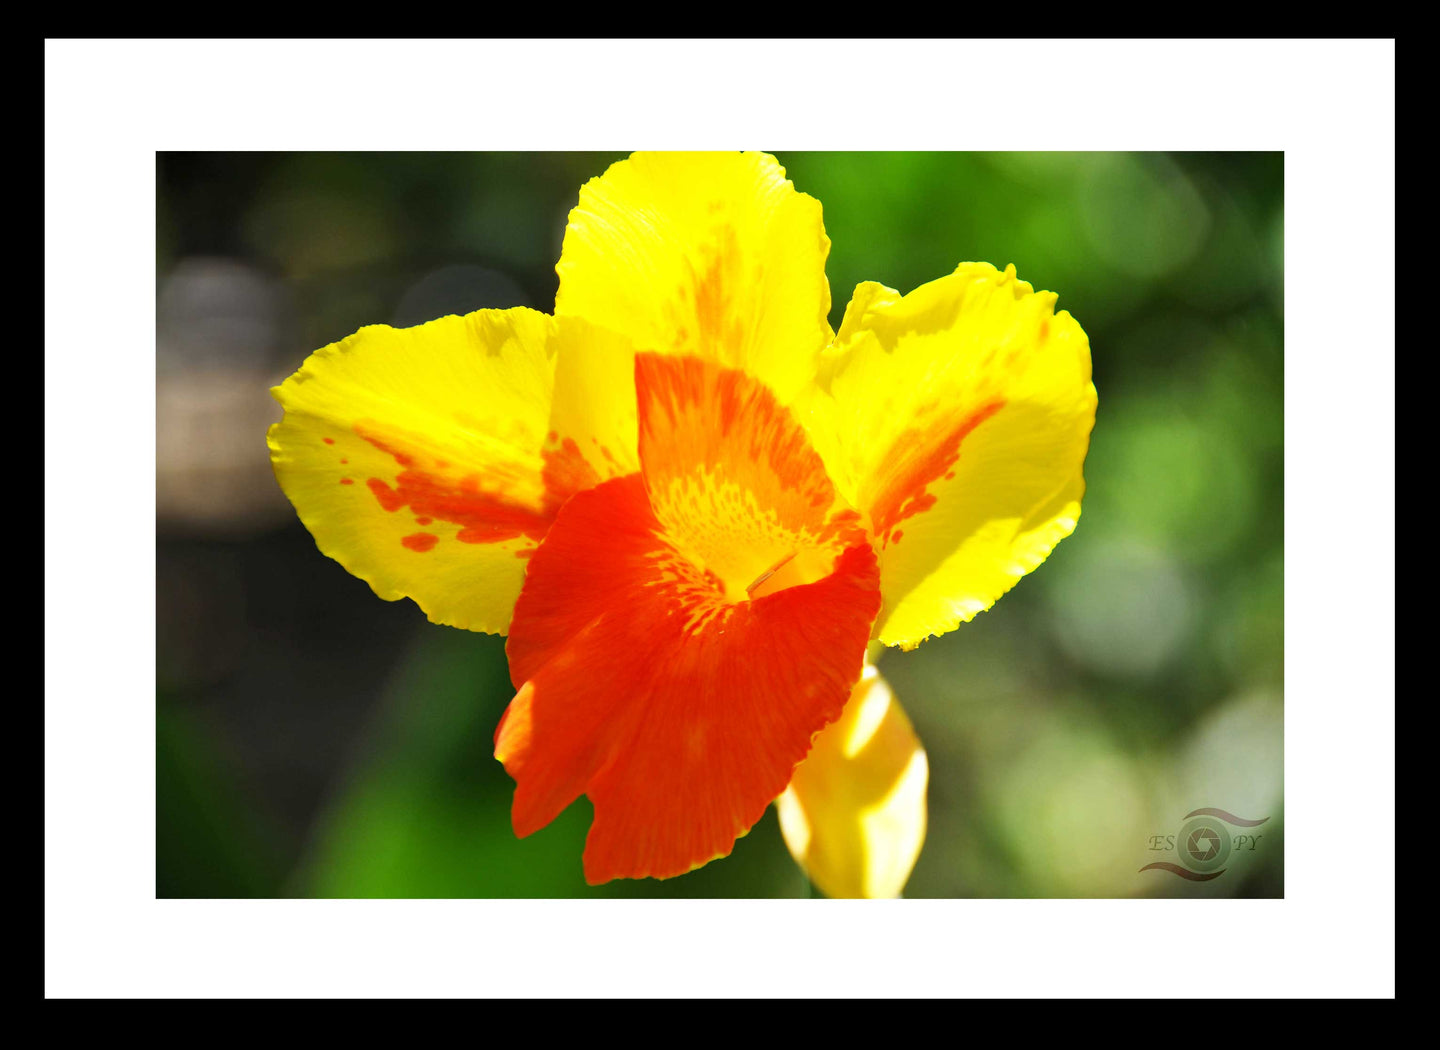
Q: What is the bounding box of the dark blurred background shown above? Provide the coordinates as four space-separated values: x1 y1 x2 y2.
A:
156 152 1283 898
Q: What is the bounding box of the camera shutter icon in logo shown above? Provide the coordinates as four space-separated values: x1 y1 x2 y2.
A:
1187 826 1220 860
1176 815 1231 875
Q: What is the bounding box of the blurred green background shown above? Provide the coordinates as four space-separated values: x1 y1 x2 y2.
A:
156 152 1283 898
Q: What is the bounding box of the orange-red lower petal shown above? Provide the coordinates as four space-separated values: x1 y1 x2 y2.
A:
496 473 881 883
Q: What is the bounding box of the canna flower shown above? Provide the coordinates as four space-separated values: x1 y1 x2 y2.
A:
268 152 1096 895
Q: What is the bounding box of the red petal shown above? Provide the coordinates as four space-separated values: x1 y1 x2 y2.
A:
499 355 880 882
497 473 880 883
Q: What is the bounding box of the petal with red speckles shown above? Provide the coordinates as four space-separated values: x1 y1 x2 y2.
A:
268 309 632 633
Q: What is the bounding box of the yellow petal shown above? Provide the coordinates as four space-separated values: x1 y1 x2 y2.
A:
776 665 928 899
549 315 642 482
555 151 833 403
800 262 1097 649
267 309 632 634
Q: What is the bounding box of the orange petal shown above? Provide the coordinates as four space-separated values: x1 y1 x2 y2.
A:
635 351 865 602
496 472 880 884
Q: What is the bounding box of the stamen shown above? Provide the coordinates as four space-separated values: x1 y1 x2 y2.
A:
746 550 797 598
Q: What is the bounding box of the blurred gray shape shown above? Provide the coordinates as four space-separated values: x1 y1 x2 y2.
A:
156 257 293 536
1048 538 1198 679
158 257 287 374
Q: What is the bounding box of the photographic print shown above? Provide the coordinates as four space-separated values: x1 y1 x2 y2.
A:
156 151 1284 900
